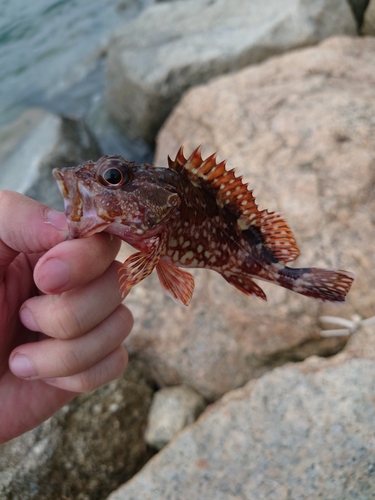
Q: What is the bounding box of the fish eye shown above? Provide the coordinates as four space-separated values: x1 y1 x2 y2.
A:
96 157 134 188
103 168 123 185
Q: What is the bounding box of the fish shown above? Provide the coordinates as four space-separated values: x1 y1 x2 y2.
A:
53 146 354 306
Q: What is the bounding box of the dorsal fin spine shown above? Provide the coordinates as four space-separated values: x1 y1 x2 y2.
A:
168 146 301 263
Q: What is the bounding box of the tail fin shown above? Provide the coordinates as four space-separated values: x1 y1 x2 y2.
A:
277 267 355 303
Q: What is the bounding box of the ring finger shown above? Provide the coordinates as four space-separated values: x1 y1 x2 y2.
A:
10 303 132 380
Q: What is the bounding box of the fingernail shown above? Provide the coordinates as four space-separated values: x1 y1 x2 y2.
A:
45 209 68 231
10 354 37 378
37 258 69 291
19 307 39 331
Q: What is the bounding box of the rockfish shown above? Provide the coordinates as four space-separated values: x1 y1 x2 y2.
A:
53 147 354 305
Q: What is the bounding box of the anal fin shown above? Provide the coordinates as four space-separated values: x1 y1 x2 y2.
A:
156 260 195 306
222 273 267 301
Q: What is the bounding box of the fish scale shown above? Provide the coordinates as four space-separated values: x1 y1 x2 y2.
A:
53 147 354 306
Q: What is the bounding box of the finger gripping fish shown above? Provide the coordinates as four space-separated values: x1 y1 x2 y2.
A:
53 147 354 306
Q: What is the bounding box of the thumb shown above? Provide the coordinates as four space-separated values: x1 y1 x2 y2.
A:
0 191 68 280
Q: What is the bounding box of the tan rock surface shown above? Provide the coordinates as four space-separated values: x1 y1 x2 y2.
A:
108 355 375 500
120 36 375 401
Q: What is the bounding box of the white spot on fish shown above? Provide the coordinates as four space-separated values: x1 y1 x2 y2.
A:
181 251 194 264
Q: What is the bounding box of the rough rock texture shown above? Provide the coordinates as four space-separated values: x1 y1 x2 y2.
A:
145 385 207 450
362 0 375 34
119 36 375 401
0 108 100 210
0 359 154 500
108 356 375 500
347 0 371 26
105 0 356 142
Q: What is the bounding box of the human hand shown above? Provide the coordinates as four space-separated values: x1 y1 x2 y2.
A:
0 191 133 444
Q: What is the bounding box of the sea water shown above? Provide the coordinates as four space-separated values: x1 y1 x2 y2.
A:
0 0 153 158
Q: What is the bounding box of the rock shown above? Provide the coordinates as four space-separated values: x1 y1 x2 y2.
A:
0 108 100 210
145 385 207 450
105 0 356 143
362 0 375 34
0 359 154 500
107 356 375 500
347 0 371 27
119 36 375 401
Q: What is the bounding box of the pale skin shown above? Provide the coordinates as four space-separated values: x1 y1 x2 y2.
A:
0 191 133 444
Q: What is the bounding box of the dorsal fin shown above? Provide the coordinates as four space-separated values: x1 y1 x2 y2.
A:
168 146 300 264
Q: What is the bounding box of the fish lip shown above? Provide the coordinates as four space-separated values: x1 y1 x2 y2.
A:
53 167 110 239
53 167 83 221
53 167 70 200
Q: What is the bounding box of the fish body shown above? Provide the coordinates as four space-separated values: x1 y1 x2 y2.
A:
53 147 354 305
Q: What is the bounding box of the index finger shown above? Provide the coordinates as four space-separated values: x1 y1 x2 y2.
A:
0 191 69 278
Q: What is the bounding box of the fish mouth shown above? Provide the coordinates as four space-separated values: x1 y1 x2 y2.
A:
53 167 110 239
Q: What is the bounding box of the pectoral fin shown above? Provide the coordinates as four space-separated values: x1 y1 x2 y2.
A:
118 236 166 298
156 260 195 306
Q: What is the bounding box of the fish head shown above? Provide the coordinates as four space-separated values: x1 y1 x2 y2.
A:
53 155 180 241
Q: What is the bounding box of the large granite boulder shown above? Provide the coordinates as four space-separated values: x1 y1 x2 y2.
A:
108 353 375 500
105 0 356 143
119 36 375 401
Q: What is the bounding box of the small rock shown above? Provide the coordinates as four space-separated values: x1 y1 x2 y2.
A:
107 357 375 500
105 0 356 143
145 385 207 450
0 359 154 500
0 108 100 210
362 0 375 34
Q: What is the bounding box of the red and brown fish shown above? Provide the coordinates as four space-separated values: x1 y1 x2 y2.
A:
53 147 354 306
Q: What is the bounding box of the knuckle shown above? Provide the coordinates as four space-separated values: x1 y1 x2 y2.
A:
115 304 134 335
0 190 12 206
0 190 23 209
77 347 128 393
50 296 84 338
74 373 97 393
59 348 81 376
